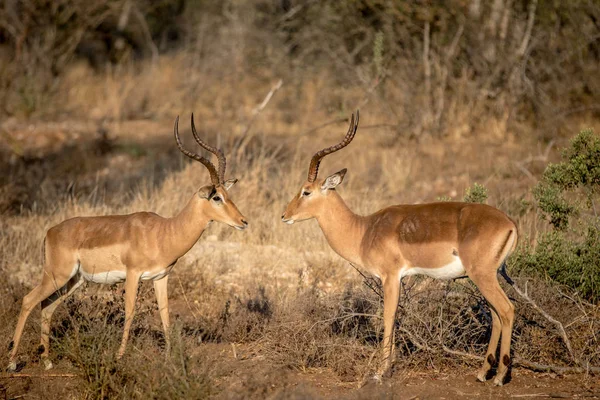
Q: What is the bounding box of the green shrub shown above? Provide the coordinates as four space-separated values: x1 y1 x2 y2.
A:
533 129 600 230
463 183 488 204
513 129 600 303
511 221 600 303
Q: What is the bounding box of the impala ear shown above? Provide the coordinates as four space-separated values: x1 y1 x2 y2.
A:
198 185 216 199
223 178 238 190
321 169 347 191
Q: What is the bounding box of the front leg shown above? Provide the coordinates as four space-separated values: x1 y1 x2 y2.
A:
117 271 141 359
153 276 170 354
376 274 400 380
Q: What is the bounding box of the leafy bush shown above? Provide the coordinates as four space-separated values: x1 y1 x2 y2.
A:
512 222 600 303
513 129 600 303
533 129 600 230
463 182 488 204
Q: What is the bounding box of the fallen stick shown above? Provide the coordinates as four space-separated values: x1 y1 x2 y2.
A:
4 373 78 378
508 279 577 364
512 358 600 374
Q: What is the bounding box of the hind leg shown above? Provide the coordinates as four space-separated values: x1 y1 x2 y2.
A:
8 272 73 371
39 277 84 370
476 307 501 381
469 273 515 386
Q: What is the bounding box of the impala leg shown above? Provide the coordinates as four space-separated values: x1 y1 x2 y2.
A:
476 308 501 382
470 273 514 386
8 285 46 371
39 277 84 370
117 273 141 359
376 274 400 380
153 276 170 354
496 288 515 386
8 273 71 371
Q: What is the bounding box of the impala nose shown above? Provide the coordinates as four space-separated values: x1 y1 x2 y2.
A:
242 219 248 226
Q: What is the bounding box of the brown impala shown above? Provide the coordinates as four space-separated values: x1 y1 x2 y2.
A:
8 115 248 372
281 111 517 386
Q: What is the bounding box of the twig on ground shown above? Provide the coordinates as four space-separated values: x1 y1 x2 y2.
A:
508 280 577 363
513 358 600 374
5 373 78 378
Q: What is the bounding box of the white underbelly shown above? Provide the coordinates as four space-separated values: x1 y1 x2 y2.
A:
141 269 169 281
81 269 127 284
400 257 466 280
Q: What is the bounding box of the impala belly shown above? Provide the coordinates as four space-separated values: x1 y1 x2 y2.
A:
399 255 466 280
140 263 175 281
81 269 127 284
78 245 127 284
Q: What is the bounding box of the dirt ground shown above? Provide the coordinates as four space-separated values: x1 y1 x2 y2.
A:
2 342 598 400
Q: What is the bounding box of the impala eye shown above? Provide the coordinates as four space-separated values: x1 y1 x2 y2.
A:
213 196 222 202
302 191 311 197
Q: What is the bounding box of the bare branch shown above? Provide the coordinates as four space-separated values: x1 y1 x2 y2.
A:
508 279 577 363
239 79 283 139
517 0 538 57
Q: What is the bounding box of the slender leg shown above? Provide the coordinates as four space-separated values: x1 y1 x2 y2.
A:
495 288 515 386
470 273 515 386
39 278 84 370
153 276 170 353
117 272 141 359
8 273 72 371
476 308 501 382
376 274 400 379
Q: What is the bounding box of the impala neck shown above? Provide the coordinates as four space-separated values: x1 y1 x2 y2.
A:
164 194 211 261
314 190 366 266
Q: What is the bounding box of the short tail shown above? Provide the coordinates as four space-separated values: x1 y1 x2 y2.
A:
497 225 517 286
498 260 514 286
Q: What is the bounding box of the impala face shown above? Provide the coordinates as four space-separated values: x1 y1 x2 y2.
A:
199 180 248 230
281 169 347 224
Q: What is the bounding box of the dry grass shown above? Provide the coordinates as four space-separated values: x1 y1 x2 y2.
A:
1 49 599 399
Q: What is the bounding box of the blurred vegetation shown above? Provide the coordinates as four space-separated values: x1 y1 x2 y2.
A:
463 182 488 203
514 129 600 303
533 129 600 230
0 0 598 135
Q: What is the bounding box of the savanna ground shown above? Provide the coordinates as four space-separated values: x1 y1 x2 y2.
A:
1 1 600 399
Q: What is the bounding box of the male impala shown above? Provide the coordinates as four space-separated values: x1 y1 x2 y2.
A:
7 115 248 372
281 111 517 386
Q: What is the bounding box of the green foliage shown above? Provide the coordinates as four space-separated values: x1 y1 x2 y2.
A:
533 129 600 229
463 183 488 204
512 221 600 303
373 30 384 78
513 129 600 303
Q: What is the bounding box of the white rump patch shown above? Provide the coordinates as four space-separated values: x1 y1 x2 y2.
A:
400 257 466 281
81 269 127 285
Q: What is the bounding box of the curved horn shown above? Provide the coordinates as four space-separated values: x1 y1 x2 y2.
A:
191 113 227 184
307 110 359 182
173 115 220 185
